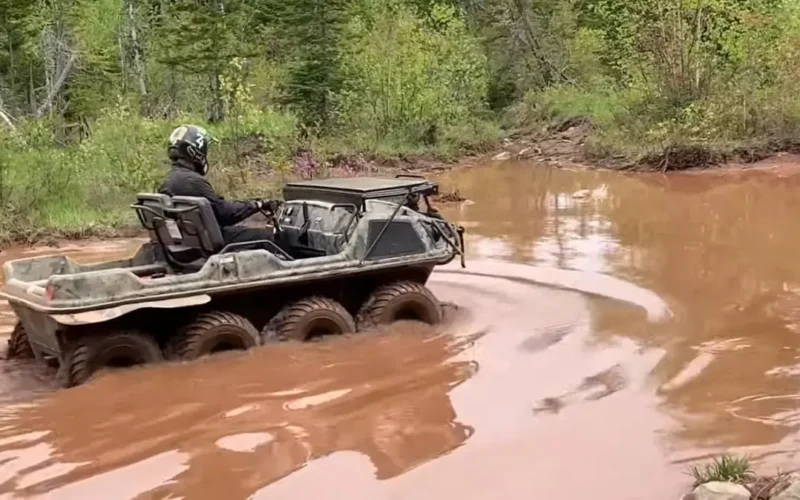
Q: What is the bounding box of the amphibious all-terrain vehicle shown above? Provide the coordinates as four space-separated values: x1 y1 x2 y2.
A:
2 176 465 387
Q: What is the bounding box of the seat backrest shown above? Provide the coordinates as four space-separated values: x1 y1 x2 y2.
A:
165 196 225 256
133 193 172 241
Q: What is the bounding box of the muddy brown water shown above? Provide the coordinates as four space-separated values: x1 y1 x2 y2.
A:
2 161 800 498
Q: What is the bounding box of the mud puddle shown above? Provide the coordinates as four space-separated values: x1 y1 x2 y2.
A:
1 162 800 499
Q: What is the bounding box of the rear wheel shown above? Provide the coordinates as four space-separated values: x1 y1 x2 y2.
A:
263 297 355 342
6 322 34 360
356 281 442 330
63 329 163 387
168 310 259 361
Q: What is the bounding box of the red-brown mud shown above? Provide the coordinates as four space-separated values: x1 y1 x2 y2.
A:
1 161 800 499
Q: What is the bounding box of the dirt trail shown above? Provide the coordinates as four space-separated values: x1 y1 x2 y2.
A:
1 161 800 499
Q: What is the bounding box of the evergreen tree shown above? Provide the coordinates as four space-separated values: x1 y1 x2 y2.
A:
263 0 350 132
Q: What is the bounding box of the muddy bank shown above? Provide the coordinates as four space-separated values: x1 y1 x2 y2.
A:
0 225 148 251
489 117 800 172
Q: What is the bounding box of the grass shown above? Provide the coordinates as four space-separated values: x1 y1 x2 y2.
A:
508 85 631 134
689 454 756 487
318 117 504 162
0 109 504 248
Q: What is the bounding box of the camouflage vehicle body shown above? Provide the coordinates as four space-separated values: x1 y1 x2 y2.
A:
1 176 465 387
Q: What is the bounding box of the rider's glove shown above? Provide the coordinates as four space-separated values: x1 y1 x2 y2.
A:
255 199 281 213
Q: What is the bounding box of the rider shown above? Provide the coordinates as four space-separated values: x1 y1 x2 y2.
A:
158 125 281 246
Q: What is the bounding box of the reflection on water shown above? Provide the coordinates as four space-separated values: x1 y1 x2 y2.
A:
1 162 800 498
0 324 480 498
438 163 800 461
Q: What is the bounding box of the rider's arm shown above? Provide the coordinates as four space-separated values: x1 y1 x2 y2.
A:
191 176 259 227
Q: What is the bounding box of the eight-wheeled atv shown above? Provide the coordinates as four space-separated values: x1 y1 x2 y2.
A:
1 176 465 387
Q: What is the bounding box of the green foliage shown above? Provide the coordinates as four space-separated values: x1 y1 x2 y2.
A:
465 0 582 109
339 0 489 147
689 454 755 487
504 0 800 165
0 107 298 240
0 0 507 241
205 106 299 197
510 85 630 131
7 0 800 240
262 0 350 132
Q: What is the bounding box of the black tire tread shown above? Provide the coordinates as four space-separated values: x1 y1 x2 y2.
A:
268 296 355 342
65 329 163 388
68 343 92 387
356 280 441 329
7 322 34 360
168 310 259 360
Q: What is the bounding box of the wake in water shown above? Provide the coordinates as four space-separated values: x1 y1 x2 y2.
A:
0 252 684 499
434 259 673 324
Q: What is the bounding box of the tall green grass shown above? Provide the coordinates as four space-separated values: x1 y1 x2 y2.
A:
0 104 502 246
0 109 298 245
689 454 755 487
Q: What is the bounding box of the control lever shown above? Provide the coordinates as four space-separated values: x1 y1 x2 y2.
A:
260 206 283 238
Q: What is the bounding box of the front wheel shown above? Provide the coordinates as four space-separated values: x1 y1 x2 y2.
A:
6 322 34 360
62 329 163 388
356 281 442 330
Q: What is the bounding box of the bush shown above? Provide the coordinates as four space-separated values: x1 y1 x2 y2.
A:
501 0 800 165
337 0 491 151
0 107 299 242
508 84 633 133
690 454 755 487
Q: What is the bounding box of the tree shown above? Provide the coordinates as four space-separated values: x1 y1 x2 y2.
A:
262 0 350 132
151 0 257 121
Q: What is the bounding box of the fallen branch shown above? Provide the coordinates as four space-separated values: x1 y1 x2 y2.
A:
0 91 16 130
0 107 15 130
35 53 76 118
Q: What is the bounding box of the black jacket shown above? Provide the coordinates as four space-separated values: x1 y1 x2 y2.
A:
158 160 258 227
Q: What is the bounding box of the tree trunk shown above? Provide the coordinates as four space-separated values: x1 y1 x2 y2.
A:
0 93 16 130
118 30 127 94
207 0 226 122
5 14 16 98
208 69 225 122
28 62 36 114
128 1 148 96
40 10 73 118
36 52 76 118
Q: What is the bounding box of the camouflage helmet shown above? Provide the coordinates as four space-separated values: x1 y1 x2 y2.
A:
168 125 213 175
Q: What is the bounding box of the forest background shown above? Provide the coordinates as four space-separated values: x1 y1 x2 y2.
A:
0 0 797 240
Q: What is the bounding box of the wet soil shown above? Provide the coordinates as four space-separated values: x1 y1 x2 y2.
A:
2 161 800 498
491 119 800 172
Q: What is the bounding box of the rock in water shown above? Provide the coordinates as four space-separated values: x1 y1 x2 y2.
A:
492 151 511 161
774 480 800 500
572 189 591 199
690 482 751 500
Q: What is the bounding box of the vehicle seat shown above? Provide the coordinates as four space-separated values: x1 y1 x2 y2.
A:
133 193 172 242
170 196 225 255
149 196 224 272
155 196 293 272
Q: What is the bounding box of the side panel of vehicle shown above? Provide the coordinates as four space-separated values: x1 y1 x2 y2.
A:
10 302 62 358
11 263 437 358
